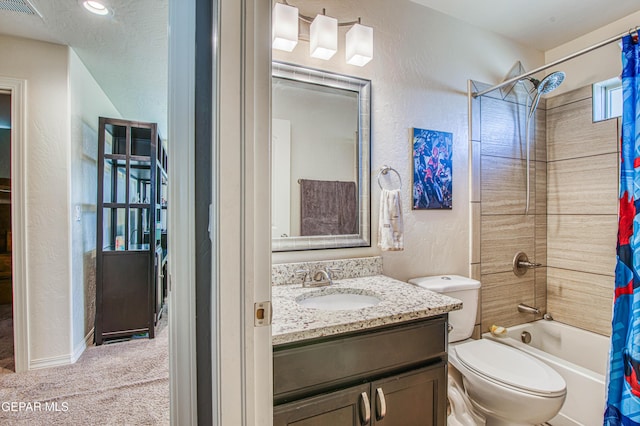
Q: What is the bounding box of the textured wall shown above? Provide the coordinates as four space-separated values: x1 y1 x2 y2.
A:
545 10 640 97
546 86 617 336
271 0 544 283
471 82 548 336
68 49 121 355
0 36 121 366
0 35 72 364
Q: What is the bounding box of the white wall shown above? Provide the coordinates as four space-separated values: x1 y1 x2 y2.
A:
272 0 544 281
68 49 121 359
545 10 640 95
0 35 119 367
0 35 72 366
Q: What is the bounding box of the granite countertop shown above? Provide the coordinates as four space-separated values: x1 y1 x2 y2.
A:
272 274 462 346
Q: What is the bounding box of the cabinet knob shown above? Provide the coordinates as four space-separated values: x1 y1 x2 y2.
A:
359 392 371 425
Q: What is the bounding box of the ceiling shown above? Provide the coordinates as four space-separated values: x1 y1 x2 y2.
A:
0 0 638 140
0 0 168 136
410 0 640 51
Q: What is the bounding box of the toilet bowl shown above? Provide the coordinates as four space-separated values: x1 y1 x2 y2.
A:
408 275 567 426
449 338 566 426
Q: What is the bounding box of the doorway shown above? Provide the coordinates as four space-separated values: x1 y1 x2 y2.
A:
0 91 11 372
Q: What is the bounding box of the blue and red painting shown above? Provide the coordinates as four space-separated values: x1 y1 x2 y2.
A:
412 128 452 210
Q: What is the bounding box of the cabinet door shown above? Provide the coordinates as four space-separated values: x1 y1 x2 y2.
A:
371 364 446 426
274 383 371 426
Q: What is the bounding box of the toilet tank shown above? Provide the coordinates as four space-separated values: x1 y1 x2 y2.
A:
408 275 480 343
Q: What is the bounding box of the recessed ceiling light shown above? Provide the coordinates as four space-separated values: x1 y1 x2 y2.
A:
82 0 110 16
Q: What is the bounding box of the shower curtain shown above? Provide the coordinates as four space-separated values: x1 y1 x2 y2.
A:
605 33 640 426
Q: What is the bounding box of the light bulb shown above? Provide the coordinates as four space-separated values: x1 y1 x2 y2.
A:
82 0 110 16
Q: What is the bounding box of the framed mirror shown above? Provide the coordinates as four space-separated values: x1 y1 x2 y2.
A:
271 62 371 252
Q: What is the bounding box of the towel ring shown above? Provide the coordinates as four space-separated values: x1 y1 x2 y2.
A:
377 166 402 190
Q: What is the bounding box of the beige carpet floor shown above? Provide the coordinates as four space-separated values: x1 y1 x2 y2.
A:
0 303 14 373
0 313 169 425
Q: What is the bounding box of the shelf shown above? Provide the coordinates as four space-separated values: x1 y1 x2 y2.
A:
96 117 168 345
102 244 150 252
103 203 153 208
104 154 127 161
130 155 152 163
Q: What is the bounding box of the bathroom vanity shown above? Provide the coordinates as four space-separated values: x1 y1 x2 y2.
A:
272 271 461 426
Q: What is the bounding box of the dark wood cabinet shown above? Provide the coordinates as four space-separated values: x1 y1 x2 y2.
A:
274 366 446 426
95 117 168 345
274 383 371 426
274 316 448 426
371 366 446 425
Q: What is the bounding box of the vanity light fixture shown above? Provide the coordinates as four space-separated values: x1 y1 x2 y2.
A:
272 2 299 52
346 21 373 66
81 0 110 16
272 1 374 67
310 11 338 60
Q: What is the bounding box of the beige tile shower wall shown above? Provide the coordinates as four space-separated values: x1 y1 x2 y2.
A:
546 86 618 336
473 83 547 332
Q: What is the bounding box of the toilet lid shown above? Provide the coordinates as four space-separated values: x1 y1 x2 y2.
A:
454 339 566 396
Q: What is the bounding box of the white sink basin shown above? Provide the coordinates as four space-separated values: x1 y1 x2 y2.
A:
296 289 381 311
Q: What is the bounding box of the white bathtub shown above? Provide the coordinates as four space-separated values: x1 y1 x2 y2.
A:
483 320 609 426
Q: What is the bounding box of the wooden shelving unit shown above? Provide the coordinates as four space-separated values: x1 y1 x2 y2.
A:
95 117 167 345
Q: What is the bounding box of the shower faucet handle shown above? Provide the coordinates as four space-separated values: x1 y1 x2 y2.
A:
512 251 541 276
518 260 542 268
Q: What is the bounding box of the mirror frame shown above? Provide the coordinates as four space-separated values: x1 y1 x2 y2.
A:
271 61 371 252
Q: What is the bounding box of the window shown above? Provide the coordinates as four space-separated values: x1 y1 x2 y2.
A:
593 77 622 122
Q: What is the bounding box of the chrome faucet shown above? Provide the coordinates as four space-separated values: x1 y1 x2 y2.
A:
517 303 541 315
312 269 331 286
295 266 342 288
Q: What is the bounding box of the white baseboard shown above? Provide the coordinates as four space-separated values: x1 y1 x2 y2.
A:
29 354 73 370
30 328 94 370
71 328 94 363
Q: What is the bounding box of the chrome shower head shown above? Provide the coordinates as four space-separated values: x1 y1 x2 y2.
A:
526 71 565 117
536 71 565 95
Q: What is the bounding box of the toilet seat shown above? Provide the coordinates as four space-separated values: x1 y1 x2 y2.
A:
453 339 565 398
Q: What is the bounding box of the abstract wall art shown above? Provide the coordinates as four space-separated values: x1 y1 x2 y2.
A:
411 128 453 210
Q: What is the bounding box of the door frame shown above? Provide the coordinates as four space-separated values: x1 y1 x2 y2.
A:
168 0 272 422
215 0 273 423
167 0 198 423
0 77 28 373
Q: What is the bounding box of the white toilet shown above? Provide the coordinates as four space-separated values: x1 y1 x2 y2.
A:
409 275 566 426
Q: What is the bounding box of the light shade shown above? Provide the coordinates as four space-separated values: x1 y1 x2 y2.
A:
346 23 373 66
272 3 298 52
310 14 338 60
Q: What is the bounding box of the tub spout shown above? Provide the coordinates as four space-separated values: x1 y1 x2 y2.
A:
517 303 540 315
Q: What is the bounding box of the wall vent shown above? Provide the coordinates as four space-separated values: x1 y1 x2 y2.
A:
0 0 41 17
